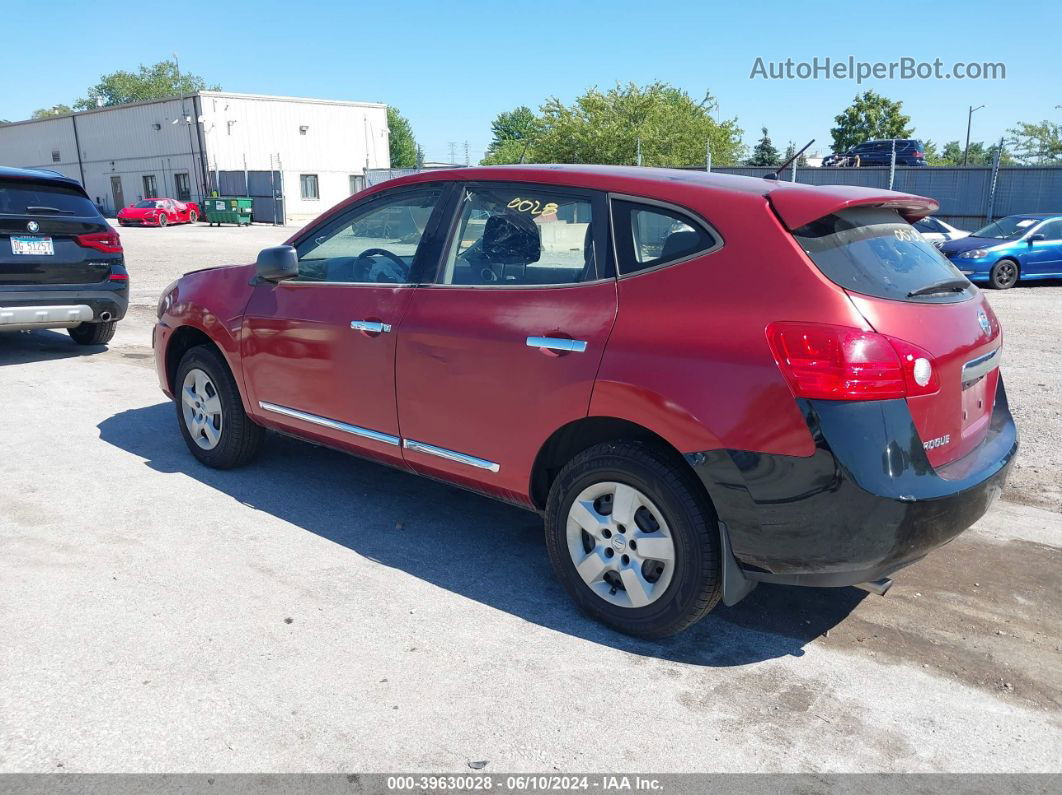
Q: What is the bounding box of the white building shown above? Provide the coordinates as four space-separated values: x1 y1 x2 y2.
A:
0 91 390 224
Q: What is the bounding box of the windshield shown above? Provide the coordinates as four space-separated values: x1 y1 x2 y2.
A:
794 207 972 303
134 200 164 209
972 216 1039 240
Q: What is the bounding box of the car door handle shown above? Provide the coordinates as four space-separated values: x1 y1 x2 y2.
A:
350 320 391 333
526 336 588 353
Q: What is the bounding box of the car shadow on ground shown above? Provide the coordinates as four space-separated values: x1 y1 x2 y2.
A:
0 328 108 364
98 402 867 667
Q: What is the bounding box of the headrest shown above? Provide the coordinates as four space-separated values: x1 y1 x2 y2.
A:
483 214 541 265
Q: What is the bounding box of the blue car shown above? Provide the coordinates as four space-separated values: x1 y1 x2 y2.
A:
940 213 1062 289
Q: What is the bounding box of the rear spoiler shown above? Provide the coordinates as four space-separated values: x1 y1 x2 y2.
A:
767 184 939 231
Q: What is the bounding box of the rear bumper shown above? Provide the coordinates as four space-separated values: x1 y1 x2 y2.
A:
0 284 128 330
687 378 1017 588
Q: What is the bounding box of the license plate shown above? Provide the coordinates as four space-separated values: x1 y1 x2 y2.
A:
10 236 54 256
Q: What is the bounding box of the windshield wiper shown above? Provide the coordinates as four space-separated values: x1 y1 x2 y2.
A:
907 279 970 297
26 205 74 215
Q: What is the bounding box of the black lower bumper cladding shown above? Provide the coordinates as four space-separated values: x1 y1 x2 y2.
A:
687 379 1017 588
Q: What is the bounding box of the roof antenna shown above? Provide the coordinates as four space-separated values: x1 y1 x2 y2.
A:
764 139 814 180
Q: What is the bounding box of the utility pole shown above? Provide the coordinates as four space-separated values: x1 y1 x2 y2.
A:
636 137 642 167
464 140 470 166
448 142 457 165
705 141 711 172
986 136 1004 223
964 104 985 166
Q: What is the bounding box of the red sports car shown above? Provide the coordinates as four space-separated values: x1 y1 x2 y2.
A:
118 198 199 227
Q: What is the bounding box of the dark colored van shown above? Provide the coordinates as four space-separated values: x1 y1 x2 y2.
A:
0 166 128 344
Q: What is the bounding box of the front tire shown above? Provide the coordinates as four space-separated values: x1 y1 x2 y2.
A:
544 441 721 638
158 214 168 227
174 345 263 468
989 259 1019 289
68 320 117 345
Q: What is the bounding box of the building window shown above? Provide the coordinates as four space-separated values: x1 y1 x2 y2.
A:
300 174 319 200
174 173 191 202
51 149 61 163
142 174 158 197
349 175 365 195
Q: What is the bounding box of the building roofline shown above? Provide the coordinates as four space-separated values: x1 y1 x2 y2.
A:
198 90 386 109
0 91 386 128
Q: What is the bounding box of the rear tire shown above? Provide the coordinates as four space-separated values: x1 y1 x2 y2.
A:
68 320 117 345
989 259 1019 289
174 345 263 468
544 441 721 638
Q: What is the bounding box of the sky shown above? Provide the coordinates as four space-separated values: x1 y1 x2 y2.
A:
2 0 1059 164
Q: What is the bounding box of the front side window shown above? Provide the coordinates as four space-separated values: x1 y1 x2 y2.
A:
611 200 718 276
440 186 598 286
142 174 157 197
300 174 319 200
294 188 441 284
794 207 972 303
1034 219 1062 241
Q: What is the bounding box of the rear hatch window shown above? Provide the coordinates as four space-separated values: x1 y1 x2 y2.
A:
794 207 972 303
0 180 100 217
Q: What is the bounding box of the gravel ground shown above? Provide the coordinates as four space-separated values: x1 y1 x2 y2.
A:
1 221 1059 773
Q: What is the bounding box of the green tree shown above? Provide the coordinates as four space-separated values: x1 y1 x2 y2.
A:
780 141 808 167
32 104 73 119
925 139 1014 166
747 127 781 166
486 82 743 167
830 91 913 152
482 106 538 164
75 59 219 110
386 106 418 168
1007 119 1062 164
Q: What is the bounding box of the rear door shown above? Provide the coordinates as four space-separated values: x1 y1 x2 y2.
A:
792 207 1002 468
0 177 115 285
395 181 617 501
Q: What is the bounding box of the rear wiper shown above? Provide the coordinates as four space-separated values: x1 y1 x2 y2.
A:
907 279 970 297
25 205 74 215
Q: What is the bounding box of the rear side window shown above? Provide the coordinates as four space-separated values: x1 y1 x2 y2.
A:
794 207 972 302
0 179 98 217
612 200 718 275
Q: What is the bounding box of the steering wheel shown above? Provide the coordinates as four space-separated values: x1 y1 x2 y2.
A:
356 247 409 283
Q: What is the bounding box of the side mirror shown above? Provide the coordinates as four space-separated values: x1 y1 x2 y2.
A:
255 245 298 281
1028 233 1045 244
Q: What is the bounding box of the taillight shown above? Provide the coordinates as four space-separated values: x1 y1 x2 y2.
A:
109 272 128 282
913 150 925 158
766 322 939 401
76 230 123 253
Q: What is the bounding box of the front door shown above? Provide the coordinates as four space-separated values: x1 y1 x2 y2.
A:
396 182 617 502
242 185 446 465
110 176 124 214
1024 219 1062 275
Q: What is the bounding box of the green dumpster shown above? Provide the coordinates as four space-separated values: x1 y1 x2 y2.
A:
204 196 254 226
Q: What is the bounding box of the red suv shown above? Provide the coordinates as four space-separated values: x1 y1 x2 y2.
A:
153 166 1016 638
